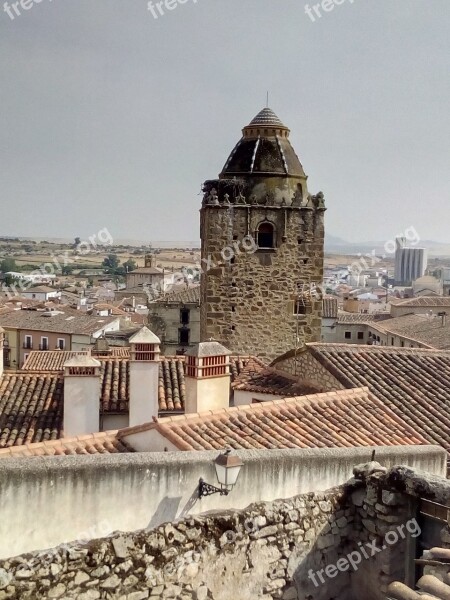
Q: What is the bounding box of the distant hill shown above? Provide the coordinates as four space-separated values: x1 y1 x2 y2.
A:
325 233 450 257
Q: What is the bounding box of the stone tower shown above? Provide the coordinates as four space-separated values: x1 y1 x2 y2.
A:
200 108 325 362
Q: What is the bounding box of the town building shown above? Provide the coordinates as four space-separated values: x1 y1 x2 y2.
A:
147 284 200 355
19 285 61 302
412 274 443 296
390 295 450 318
0 306 122 368
321 297 338 342
125 254 173 294
394 236 427 285
200 107 325 362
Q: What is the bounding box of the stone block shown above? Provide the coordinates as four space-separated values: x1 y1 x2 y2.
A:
362 519 378 534
382 490 406 506
282 586 298 600
316 534 335 550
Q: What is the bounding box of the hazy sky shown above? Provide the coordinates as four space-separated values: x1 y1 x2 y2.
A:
1 0 449 244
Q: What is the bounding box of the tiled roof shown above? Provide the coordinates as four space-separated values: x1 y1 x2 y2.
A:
337 312 384 324
156 285 200 305
388 548 450 599
123 387 426 451
0 373 63 447
372 313 450 349
307 343 450 452
22 285 55 293
322 298 338 319
23 351 89 371
392 296 450 308
0 309 119 335
93 303 127 315
231 356 322 396
22 348 131 372
0 352 317 449
0 431 132 458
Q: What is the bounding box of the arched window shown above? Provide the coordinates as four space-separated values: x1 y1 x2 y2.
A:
257 222 275 249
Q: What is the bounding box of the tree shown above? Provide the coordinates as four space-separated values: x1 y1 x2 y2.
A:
61 265 74 276
102 254 120 274
122 259 137 273
0 258 18 273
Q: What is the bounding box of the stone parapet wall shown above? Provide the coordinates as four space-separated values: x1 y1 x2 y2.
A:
0 447 444 560
2 459 450 599
0 488 351 600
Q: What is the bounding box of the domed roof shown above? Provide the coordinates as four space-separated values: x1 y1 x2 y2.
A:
220 108 305 178
248 108 286 128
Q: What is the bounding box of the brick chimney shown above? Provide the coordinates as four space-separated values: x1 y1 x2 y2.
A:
129 326 161 426
63 355 101 437
185 341 231 414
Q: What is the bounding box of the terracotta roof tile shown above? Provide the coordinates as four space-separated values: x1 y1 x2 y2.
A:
307 343 450 452
128 387 427 451
0 430 132 458
323 298 338 319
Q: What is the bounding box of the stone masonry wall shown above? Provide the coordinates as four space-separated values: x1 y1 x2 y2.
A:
0 488 353 600
1 464 449 600
200 203 325 362
271 348 344 390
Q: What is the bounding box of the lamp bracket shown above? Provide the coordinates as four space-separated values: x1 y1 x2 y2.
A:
198 478 230 498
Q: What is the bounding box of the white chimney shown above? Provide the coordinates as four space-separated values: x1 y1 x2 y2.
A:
63 355 101 437
129 326 161 426
185 341 231 414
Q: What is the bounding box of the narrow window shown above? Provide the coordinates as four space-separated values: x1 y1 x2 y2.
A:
180 309 190 325
257 222 275 249
179 329 190 345
345 331 352 340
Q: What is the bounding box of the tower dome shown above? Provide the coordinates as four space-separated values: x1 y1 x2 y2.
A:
220 108 305 178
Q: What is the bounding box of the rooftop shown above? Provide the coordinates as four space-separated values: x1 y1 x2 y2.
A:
231 356 322 396
156 285 200 305
0 431 132 458
372 313 450 349
0 308 120 335
248 107 287 128
122 387 426 451
337 312 390 324
307 343 450 452
220 107 305 178
392 296 450 308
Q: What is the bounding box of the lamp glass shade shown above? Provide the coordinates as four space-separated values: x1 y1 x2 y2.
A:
214 451 244 489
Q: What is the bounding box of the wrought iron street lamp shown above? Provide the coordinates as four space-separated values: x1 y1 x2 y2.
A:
198 449 244 498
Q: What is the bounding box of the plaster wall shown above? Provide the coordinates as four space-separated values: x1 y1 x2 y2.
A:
185 374 230 414
0 445 444 559
63 374 100 436
129 361 159 426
